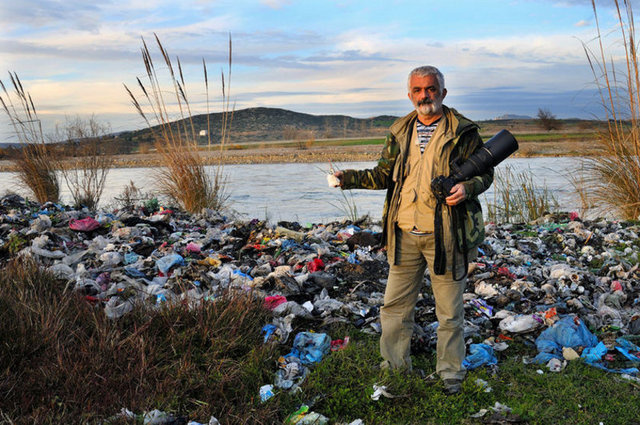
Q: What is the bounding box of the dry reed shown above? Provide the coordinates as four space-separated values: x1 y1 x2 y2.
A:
0 72 60 203
124 34 232 213
579 0 640 219
485 165 558 224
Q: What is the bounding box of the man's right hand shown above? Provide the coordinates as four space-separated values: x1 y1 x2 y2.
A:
328 170 344 188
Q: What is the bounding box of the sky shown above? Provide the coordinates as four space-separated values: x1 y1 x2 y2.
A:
0 0 634 139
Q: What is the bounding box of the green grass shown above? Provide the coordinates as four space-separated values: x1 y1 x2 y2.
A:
215 132 595 151
220 137 387 150
502 132 594 142
275 328 640 425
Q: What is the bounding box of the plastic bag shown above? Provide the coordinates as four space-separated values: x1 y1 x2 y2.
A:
462 343 498 370
156 253 184 274
287 332 331 364
69 217 100 232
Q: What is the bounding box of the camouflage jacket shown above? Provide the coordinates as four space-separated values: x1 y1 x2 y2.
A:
341 106 493 265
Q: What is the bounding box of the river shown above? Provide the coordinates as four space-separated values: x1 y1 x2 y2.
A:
0 157 583 224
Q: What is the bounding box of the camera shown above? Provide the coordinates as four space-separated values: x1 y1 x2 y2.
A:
431 129 518 202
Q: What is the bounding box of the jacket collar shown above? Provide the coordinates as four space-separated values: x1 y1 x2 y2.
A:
391 105 477 141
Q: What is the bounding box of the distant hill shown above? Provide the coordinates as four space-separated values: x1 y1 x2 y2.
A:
493 114 532 120
115 107 398 150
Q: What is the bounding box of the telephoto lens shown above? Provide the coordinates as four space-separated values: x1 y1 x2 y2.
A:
450 129 518 182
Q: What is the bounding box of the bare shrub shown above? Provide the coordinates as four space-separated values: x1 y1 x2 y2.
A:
112 180 156 212
138 141 153 154
54 115 113 210
0 72 60 203
536 107 562 131
578 0 640 219
124 34 232 213
282 125 300 140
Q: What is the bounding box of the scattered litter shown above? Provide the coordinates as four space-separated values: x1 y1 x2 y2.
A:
284 405 329 425
474 378 492 392
462 343 498 370
3 196 640 421
371 384 398 401
259 384 275 402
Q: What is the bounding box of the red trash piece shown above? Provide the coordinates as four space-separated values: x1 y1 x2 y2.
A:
69 217 101 232
264 295 287 310
307 258 325 272
497 267 516 279
330 336 350 351
84 295 100 304
569 211 580 221
611 280 623 292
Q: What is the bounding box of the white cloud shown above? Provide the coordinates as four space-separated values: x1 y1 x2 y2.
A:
575 19 591 27
0 1 615 127
259 0 291 9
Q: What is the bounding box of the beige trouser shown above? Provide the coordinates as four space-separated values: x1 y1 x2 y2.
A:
380 228 467 380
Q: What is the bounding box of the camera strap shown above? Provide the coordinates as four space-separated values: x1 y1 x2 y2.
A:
433 201 447 275
433 201 469 281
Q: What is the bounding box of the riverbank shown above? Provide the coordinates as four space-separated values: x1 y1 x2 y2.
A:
0 137 602 172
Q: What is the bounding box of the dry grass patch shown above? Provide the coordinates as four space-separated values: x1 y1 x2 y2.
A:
0 256 281 424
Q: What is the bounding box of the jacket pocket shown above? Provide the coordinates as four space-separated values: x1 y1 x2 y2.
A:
456 199 485 251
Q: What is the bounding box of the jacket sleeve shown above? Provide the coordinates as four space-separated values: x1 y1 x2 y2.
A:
340 133 398 190
458 130 494 199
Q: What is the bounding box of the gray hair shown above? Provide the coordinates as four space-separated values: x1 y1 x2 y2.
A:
407 66 445 93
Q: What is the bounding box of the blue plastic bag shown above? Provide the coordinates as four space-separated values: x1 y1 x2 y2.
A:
156 253 184 274
582 342 639 374
615 338 640 363
533 315 598 364
262 324 277 343
287 332 331 365
462 343 498 370
124 252 140 265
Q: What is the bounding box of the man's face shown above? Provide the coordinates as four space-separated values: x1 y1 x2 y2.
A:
407 74 447 118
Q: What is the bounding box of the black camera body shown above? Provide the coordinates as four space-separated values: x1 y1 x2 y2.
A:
430 129 519 202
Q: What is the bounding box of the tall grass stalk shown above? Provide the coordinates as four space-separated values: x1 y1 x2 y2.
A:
0 72 60 203
55 115 113 210
579 0 640 219
565 164 593 219
124 34 232 213
485 166 558 224
332 189 361 222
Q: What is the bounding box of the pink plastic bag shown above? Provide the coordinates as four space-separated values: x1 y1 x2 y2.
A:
185 242 201 254
69 217 100 232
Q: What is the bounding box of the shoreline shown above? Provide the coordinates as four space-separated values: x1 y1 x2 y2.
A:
0 140 600 172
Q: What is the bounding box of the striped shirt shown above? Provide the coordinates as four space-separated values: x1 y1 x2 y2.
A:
416 118 441 154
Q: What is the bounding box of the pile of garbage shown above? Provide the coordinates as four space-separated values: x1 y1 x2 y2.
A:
2 193 640 421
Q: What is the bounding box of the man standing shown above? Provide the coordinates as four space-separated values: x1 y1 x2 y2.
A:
333 66 492 394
